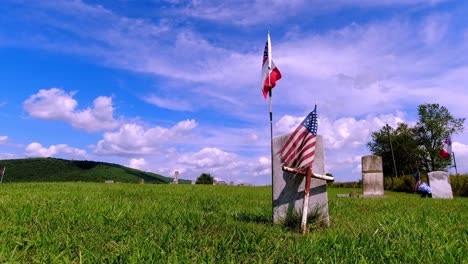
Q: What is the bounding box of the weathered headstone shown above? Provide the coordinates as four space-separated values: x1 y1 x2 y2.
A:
172 170 179 184
272 134 330 226
428 171 453 199
361 155 384 196
139 178 145 184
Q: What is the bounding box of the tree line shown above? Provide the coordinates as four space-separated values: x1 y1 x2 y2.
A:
367 103 465 177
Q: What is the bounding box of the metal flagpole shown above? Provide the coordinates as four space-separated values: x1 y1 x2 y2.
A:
386 124 397 189
267 31 275 222
452 151 458 175
452 151 459 187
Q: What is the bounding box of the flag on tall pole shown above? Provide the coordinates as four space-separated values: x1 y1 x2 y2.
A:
261 32 282 99
439 135 452 159
262 31 281 224
280 105 318 169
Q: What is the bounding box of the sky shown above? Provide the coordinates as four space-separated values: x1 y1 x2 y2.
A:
1 0 468 185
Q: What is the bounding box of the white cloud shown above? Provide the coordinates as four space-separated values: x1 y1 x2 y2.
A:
94 119 198 155
0 152 16 160
178 0 446 26
0 136 7 144
421 13 450 45
178 147 238 168
452 142 468 174
24 142 87 158
144 95 193 111
127 158 148 171
275 111 407 150
23 88 120 132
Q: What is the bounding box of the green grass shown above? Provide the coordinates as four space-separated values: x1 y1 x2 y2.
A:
0 183 466 263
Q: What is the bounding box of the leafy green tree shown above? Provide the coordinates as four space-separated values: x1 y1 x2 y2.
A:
195 173 214 184
414 104 465 171
368 104 465 175
368 123 421 177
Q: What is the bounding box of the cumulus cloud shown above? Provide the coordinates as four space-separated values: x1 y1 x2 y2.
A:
23 88 119 132
178 147 238 168
127 158 148 171
94 119 198 155
276 111 407 150
452 142 468 174
25 142 87 158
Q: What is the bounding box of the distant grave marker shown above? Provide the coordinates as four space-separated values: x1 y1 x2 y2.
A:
428 171 453 199
361 155 384 196
0 166 5 183
172 170 179 184
272 134 330 227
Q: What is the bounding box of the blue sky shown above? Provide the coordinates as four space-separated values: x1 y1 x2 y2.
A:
1 0 468 185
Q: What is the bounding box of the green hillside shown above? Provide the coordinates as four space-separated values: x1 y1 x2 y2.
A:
0 158 190 184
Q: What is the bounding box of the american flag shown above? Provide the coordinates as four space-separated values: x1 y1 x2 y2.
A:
280 105 318 169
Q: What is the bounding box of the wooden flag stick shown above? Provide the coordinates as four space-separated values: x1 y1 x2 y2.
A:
301 167 313 233
282 165 334 181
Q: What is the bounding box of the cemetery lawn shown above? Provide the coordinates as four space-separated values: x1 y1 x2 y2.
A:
0 183 466 263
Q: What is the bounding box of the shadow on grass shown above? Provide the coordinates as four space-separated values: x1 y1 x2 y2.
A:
283 205 329 232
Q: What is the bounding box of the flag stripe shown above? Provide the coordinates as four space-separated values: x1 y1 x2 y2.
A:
280 106 318 170
293 141 316 168
281 128 308 165
287 135 316 167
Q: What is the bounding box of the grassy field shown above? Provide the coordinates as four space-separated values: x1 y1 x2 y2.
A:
0 183 466 263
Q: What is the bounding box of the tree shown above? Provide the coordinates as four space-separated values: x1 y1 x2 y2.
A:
368 123 422 177
414 104 465 172
368 104 465 176
195 173 214 184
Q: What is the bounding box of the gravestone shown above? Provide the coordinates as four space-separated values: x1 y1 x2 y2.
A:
272 134 329 226
428 171 453 199
172 170 179 184
361 155 384 196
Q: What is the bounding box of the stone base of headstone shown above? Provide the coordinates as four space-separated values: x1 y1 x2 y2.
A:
362 155 384 196
428 171 453 199
272 134 330 227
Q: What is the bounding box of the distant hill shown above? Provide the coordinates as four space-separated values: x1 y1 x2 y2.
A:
0 158 191 184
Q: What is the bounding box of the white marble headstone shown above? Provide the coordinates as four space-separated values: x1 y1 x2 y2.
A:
428 171 453 199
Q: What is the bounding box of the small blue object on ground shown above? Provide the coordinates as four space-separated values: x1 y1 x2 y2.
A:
417 182 432 198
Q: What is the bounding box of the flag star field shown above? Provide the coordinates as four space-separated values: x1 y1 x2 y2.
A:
1 0 468 185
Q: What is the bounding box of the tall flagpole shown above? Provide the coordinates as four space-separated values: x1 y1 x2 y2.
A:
267 31 274 222
452 151 459 187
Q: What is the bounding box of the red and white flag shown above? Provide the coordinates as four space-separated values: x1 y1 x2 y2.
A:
280 105 318 169
261 32 282 99
439 135 452 159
